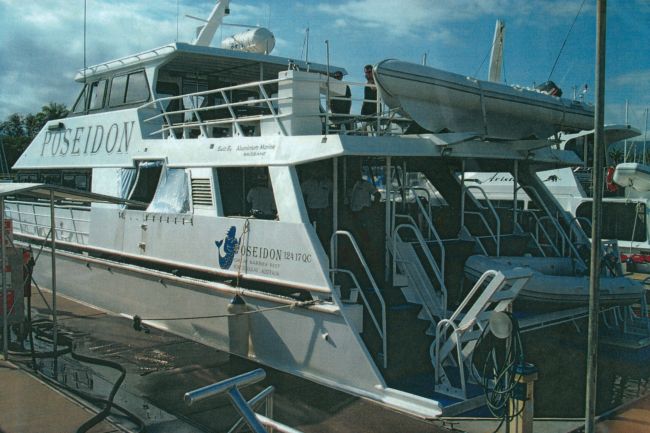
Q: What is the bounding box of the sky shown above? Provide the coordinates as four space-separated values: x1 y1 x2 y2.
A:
1 0 649 132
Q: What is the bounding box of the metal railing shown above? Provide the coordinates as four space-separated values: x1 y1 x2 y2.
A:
518 185 586 268
461 185 501 256
184 368 303 433
392 219 447 320
141 74 406 140
4 200 90 244
330 230 387 368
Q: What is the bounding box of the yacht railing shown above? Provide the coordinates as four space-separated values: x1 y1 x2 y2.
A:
184 368 304 433
141 74 407 139
330 230 387 368
411 189 445 277
461 185 501 256
4 200 90 244
518 185 586 268
329 267 386 368
392 218 447 320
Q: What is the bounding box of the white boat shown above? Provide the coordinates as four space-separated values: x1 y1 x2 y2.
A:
464 255 642 307
613 162 650 192
3 0 644 420
374 59 594 140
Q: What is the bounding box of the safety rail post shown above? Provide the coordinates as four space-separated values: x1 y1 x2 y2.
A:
330 230 387 368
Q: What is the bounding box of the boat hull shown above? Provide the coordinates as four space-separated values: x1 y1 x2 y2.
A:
464 255 643 307
29 245 444 419
613 163 650 192
374 59 594 139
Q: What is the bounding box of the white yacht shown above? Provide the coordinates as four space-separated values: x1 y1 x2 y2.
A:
5 0 645 418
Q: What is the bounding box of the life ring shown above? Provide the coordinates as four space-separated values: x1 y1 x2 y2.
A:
606 167 618 192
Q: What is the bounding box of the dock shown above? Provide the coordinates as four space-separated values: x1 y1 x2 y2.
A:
2 289 649 433
1 290 450 433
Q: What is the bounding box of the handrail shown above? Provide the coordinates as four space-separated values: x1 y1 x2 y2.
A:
462 185 501 256
141 72 404 139
184 368 304 433
434 270 497 395
393 222 447 320
517 209 557 257
395 213 445 283
330 230 387 368
519 185 586 268
330 267 386 369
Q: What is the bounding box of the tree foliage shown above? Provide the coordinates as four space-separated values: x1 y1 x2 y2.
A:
0 102 69 171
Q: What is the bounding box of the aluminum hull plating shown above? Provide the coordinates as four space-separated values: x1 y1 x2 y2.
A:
374 59 594 139
29 245 443 419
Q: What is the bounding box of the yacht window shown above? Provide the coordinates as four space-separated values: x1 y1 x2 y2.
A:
146 168 190 214
128 161 163 205
576 201 646 242
125 71 150 103
109 75 127 107
217 167 277 219
71 85 88 114
88 79 108 110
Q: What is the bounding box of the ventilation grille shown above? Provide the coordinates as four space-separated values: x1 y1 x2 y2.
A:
191 178 213 206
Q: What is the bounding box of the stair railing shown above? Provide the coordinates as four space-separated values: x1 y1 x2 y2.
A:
519 185 586 269
392 219 447 320
330 230 387 368
461 185 501 256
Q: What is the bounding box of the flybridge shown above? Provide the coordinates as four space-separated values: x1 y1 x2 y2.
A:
40 121 136 157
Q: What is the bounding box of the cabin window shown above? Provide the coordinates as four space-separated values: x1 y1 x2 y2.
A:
125 71 150 103
109 75 127 107
71 86 87 114
109 70 150 107
88 79 108 111
146 168 190 214
576 201 646 242
128 161 163 205
217 167 277 219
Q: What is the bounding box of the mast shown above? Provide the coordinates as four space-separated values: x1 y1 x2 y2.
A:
193 0 230 47
488 19 505 82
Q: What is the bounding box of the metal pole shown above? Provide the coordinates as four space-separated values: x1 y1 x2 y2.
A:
325 40 331 136
623 99 630 162
585 1 606 432
50 191 58 378
384 156 395 281
1 197 7 360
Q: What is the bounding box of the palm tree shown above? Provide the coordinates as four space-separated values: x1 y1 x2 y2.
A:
40 102 69 122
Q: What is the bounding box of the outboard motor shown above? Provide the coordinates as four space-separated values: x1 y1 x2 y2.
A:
535 80 563 97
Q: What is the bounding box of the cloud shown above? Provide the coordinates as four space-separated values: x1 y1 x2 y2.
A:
315 0 589 38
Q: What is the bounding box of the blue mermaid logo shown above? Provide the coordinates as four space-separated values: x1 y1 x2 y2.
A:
215 226 239 269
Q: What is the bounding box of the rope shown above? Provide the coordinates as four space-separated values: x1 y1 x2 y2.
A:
547 0 588 81
236 218 251 287
132 299 319 327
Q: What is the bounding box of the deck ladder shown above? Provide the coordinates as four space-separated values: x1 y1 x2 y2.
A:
432 268 531 399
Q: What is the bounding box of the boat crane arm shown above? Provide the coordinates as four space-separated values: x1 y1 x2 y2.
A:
193 0 230 47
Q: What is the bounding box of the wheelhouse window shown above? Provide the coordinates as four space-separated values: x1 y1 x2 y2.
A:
88 79 108 110
109 70 150 107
